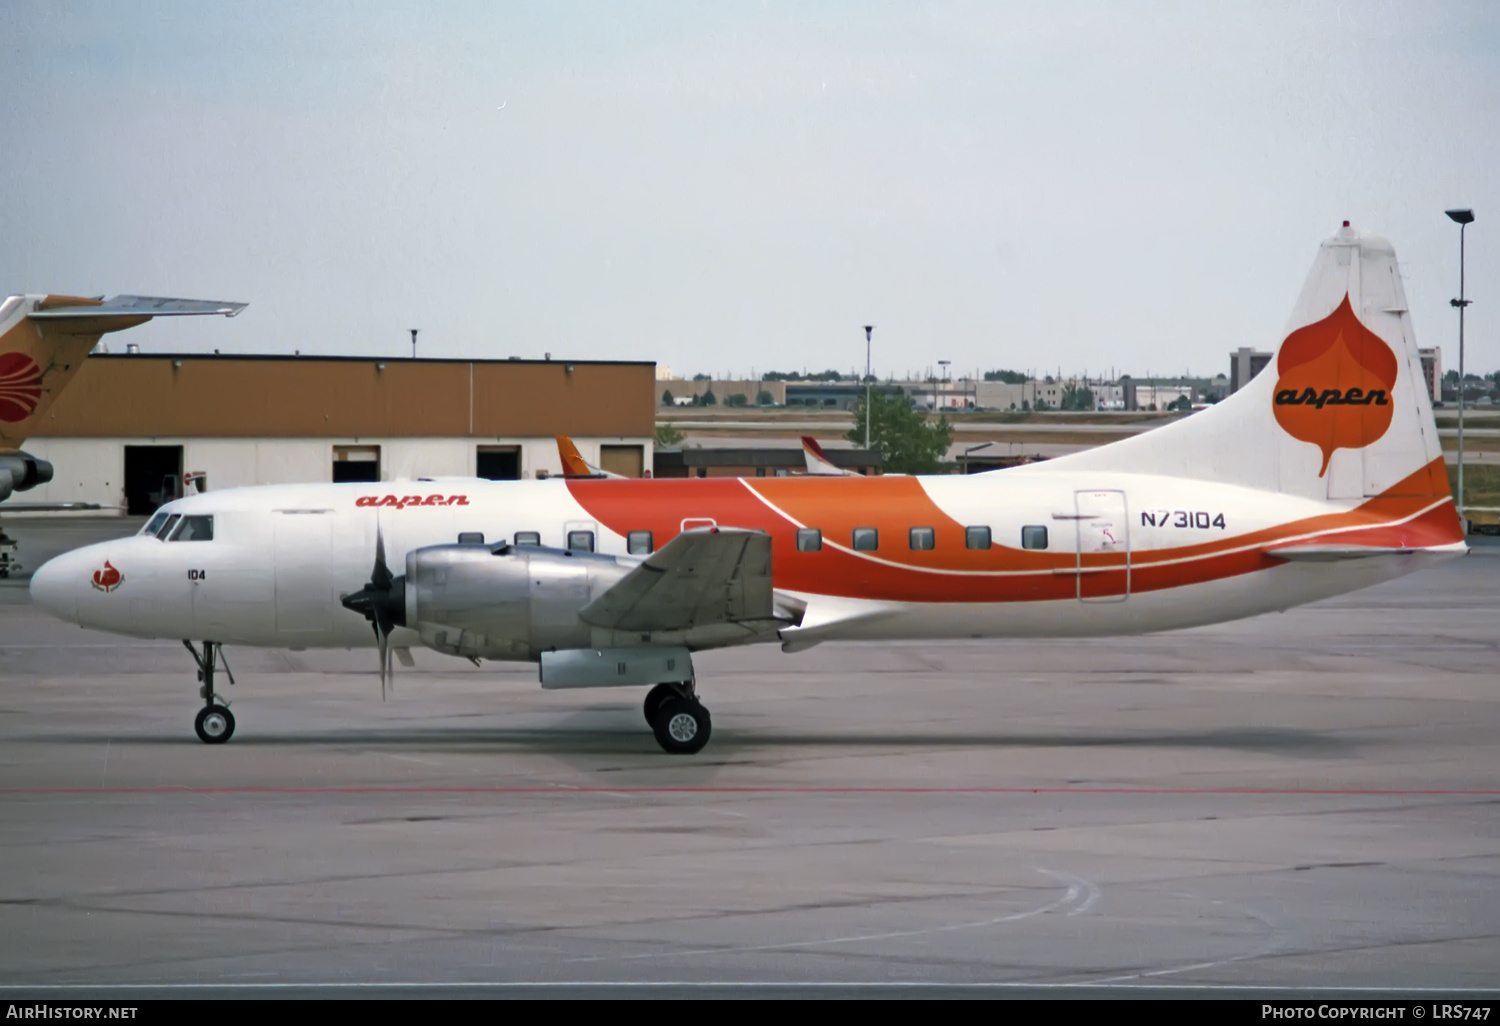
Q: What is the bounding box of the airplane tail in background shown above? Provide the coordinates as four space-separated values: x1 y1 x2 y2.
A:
1053 223 1451 505
555 436 623 478
0 294 245 453
801 436 856 476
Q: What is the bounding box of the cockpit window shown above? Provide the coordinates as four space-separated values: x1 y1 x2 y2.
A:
142 512 170 537
155 514 182 540
168 515 214 542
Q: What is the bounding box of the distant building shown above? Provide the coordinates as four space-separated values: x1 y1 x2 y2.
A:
659 379 784 406
23 353 656 513
1122 380 1196 411
1230 347 1273 394
654 446 880 478
1419 348 1441 403
910 380 978 410
973 381 1031 410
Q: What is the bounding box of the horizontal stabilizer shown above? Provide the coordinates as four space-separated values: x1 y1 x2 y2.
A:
579 527 775 632
0 502 107 512
29 295 246 319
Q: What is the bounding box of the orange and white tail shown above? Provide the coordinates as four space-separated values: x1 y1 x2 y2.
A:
0 294 245 453
801 436 856 476
1056 223 1450 504
555 435 623 478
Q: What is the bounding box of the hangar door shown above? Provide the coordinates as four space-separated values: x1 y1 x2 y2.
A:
1074 489 1130 602
124 445 183 515
599 445 644 478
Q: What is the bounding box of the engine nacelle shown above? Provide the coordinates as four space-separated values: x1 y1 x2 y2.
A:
0 451 53 501
405 543 631 661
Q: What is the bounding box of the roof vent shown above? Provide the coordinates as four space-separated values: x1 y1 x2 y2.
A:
125 343 140 355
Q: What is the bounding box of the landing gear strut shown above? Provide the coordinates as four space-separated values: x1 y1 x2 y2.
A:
185 641 235 744
643 681 711 755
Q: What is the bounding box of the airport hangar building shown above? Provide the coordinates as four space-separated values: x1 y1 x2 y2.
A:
19 353 656 515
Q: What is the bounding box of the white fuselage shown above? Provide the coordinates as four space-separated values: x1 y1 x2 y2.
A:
29 470 1462 658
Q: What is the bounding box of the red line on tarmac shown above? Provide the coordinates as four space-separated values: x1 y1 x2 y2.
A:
2 786 1498 797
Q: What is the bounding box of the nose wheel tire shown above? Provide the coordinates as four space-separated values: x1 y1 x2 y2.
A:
652 697 711 755
194 704 235 745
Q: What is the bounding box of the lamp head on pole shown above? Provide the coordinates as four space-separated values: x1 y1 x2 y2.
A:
863 325 874 342
1446 209 1475 226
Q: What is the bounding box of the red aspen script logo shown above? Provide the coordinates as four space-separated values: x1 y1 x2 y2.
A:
355 494 471 509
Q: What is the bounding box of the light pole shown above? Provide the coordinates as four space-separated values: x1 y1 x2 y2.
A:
863 325 874 449
409 328 419 359
1446 208 1474 523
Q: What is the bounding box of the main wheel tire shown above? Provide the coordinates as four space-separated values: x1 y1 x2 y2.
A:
652 697 711 755
643 683 680 726
194 704 235 745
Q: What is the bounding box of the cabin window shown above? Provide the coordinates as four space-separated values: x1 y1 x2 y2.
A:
909 527 935 551
514 531 541 546
852 527 879 551
796 528 822 552
965 526 992 550
567 530 595 553
457 532 485 544
141 512 170 537
627 530 654 555
169 515 214 542
155 514 182 540
1022 525 1048 550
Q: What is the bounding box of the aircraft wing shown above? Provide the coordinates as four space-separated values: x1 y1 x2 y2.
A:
579 527 776 632
28 296 247 320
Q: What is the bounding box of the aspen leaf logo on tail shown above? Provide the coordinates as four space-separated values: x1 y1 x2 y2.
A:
1272 294 1398 476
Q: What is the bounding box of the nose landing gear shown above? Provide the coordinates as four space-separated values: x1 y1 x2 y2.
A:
642 681 711 755
184 640 235 744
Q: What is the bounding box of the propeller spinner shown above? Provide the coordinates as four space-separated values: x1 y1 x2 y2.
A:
340 527 407 699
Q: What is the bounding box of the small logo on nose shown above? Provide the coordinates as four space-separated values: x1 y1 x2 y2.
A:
91 561 124 593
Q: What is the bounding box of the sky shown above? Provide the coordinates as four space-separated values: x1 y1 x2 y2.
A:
2 1 1496 380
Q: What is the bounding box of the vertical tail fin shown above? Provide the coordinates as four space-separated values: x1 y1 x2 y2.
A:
801 436 856 476
0 294 245 452
1053 224 1448 502
555 435 624 478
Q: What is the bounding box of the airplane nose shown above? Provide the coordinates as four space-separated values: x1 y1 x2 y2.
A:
30 552 80 624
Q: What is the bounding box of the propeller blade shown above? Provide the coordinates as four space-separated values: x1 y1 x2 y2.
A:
377 621 390 701
372 524 393 591
342 519 406 698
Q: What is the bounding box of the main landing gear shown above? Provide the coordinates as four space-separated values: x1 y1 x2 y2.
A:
184 641 236 744
643 682 712 755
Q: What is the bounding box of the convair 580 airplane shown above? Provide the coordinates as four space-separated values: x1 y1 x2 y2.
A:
30 226 1465 753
